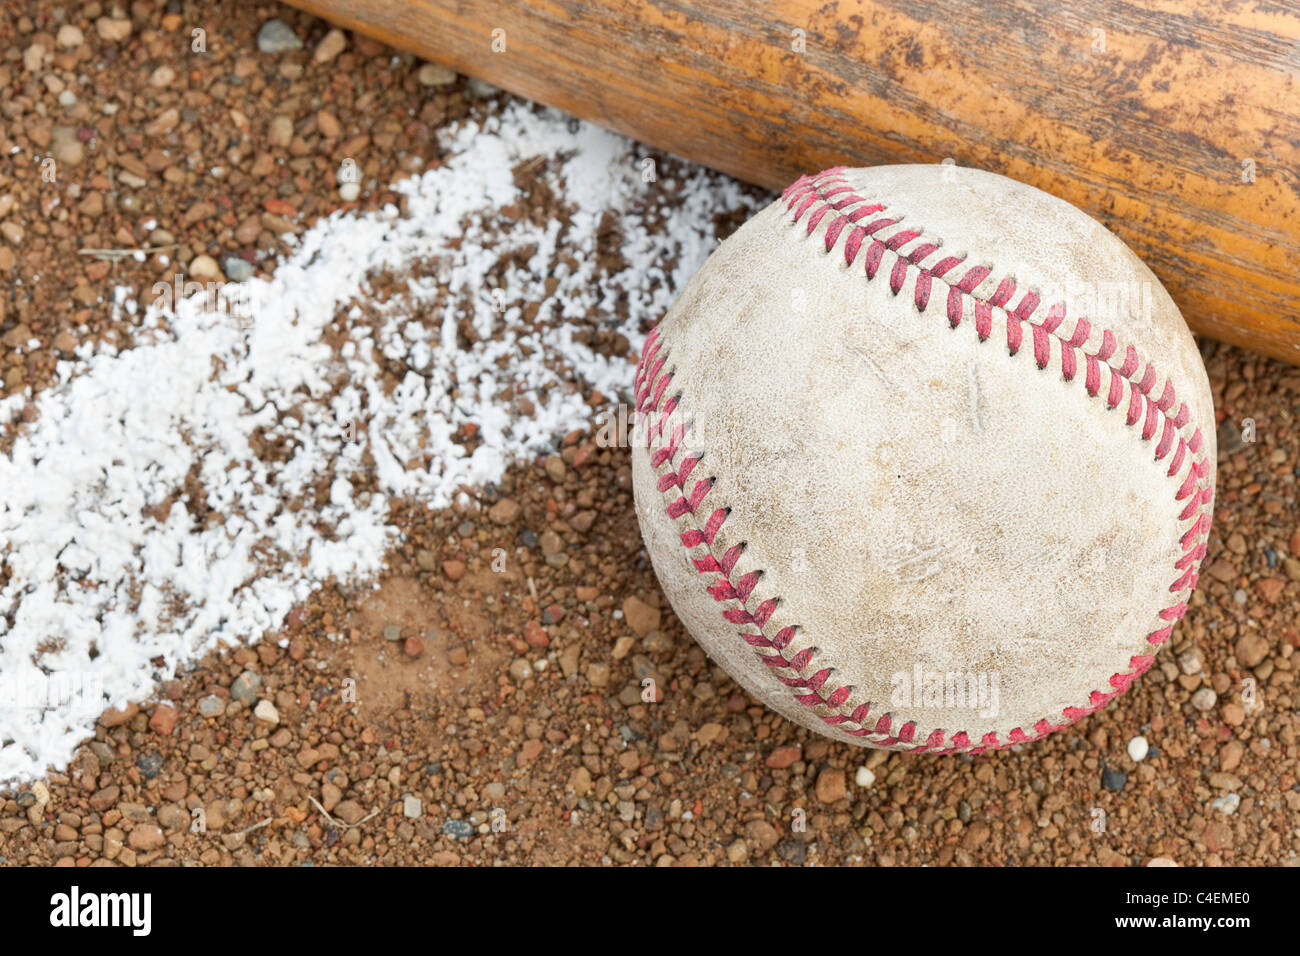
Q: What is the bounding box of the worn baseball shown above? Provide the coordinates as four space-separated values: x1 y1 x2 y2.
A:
631 165 1215 753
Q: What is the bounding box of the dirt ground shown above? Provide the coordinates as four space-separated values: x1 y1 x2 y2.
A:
1 1 1299 866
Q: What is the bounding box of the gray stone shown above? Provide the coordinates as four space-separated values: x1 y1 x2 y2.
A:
776 839 807 865
88 741 115 763
230 670 262 704
1101 767 1127 792
136 750 164 779
441 819 473 840
464 77 499 99
257 19 302 54
222 256 254 282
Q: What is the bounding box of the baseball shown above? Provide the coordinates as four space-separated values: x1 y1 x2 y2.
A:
631 164 1216 753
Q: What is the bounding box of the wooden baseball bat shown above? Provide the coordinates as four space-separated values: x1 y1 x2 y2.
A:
283 0 1300 363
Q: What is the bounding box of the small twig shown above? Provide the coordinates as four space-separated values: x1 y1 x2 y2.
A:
77 243 181 259
307 795 337 826
240 816 273 835
308 795 381 829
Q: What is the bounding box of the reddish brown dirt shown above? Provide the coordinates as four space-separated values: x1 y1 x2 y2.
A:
1 0 1298 867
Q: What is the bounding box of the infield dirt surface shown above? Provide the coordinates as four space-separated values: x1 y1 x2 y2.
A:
1 0 1298 866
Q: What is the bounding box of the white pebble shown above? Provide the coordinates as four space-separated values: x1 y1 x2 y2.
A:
1127 735 1149 762
1191 687 1217 711
855 766 875 787
253 699 280 725
1211 793 1240 816
56 25 85 49
339 181 360 202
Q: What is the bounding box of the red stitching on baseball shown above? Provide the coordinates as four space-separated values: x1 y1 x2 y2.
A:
637 167 1214 754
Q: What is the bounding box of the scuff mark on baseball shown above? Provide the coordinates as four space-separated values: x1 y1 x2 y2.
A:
631 164 1215 753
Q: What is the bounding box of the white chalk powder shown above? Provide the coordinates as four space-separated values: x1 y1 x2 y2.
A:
0 101 763 782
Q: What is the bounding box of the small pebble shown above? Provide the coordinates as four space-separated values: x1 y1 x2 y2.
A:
222 256 255 282
188 255 224 283
815 768 847 803
1216 420 1246 455
465 77 499 99
22 43 44 72
403 795 423 819
442 819 473 840
56 25 85 49
1127 735 1149 762
257 19 303 53
50 128 85 166
313 29 348 65
417 62 457 86
1235 632 1270 668
855 766 876 787
1211 793 1240 815
136 750 164 779
1220 739 1244 772
230 670 262 704
1101 767 1127 792
95 17 133 43
253 699 280 725
268 115 294 147
1191 687 1218 712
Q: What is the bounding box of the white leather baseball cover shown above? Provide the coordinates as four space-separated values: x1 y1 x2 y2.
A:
631 165 1215 753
